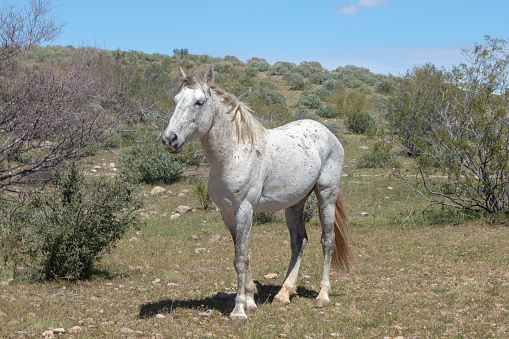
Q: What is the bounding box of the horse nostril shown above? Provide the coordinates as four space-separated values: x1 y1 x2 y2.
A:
170 133 177 143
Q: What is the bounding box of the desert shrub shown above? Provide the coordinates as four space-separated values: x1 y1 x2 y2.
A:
118 144 187 184
375 78 394 94
293 107 319 121
270 61 297 75
296 61 324 77
283 72 305 90
325 122 343 139
316 105 338 118
296 95 322 109
303 194 318 223
346 111 378 134
253 212 277 225
195 180 212 210
322 79 344 92
246 57 271 72
357 142 393 168
0 162 140 281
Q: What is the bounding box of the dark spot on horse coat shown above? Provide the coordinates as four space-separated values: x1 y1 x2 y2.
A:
256 150 261 157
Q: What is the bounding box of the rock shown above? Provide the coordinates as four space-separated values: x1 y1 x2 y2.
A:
194 248 206 253
52 328 65 334
93 165 101 169
264 273 278 280
129 237 139 242
179 189 189 194
155 314 166 319
120 327 134 333
359 212 369 217
176 205 192 214
90 169 97 173
170 213 180 220
387 186 393 190
109 162 116 169
42 330 55 338
177 192 186 198
68 326 83 335
152 279 161 284
199 311 212 317
188 235 200 241
302 275 311 279
359 146 369 150
150 186 166 195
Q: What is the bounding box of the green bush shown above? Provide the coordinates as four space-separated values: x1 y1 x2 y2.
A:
0 162 141 281
270 61 297 76
296 95 322 109
195 180 212 210
316 105 337 118
325 122 343 139
283 72 305 90
253 212 277 225
119 144 186 184
357 142 393 168
345 111 378 134
303 194 318 223
293 107 319 121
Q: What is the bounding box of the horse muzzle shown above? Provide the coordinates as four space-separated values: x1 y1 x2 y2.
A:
162 133 183 153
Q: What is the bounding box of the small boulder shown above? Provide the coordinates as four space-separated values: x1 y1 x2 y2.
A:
176 205 192 214
68 326 83 335
170 213 180 220
359 212 369 217
150 186 166 195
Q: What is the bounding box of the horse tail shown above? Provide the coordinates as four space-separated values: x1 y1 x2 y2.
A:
331 186 351 271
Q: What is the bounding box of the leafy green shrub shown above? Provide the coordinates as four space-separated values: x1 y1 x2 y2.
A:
322 79 344 92
270 61 297 76
283 72 305 90
247 57 271 72
195 181 212 210
296 95 322 109
357 142 393 168
0 162 140 281
375 78 394 94
119 144 186 184
325 122 343 139
253 212 277 225
296 61 324 77
303 194 318 223
345 111 378 134
293 107 319 121
316 105 337 118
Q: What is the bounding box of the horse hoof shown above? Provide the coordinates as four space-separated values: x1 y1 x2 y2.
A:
228 314 247 326
314 298 330 308
272 296 291 306
246 303 257 313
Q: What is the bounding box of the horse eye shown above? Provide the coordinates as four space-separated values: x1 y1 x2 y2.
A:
195 100 204 107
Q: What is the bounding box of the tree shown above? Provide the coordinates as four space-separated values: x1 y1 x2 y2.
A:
387 36 509 213
0 1 128 194
0 0 64 74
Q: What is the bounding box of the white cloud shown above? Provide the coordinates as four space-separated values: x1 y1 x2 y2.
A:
337 3 359 15
336 0 392 15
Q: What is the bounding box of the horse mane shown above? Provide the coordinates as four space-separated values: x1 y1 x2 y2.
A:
179 71 266 145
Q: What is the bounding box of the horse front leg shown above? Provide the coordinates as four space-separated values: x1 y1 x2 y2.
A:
222 203 256 323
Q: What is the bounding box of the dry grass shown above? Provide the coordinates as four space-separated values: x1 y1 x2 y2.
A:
1 137 509 338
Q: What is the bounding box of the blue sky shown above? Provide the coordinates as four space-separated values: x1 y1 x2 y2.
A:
49 0 509 75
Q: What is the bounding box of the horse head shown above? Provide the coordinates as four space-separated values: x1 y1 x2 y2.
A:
162 67 215 153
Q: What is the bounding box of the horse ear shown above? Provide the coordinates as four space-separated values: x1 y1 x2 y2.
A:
178 67 186 81
205 67 214 88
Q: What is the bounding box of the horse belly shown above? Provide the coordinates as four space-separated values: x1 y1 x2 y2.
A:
254 148 321 213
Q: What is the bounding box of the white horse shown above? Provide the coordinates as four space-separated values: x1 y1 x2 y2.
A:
162 67 350 323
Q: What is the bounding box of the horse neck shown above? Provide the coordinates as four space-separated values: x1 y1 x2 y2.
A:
199 99 237 171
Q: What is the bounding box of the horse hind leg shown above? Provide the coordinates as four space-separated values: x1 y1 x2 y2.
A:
273 200 308 305
314 186 338 308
